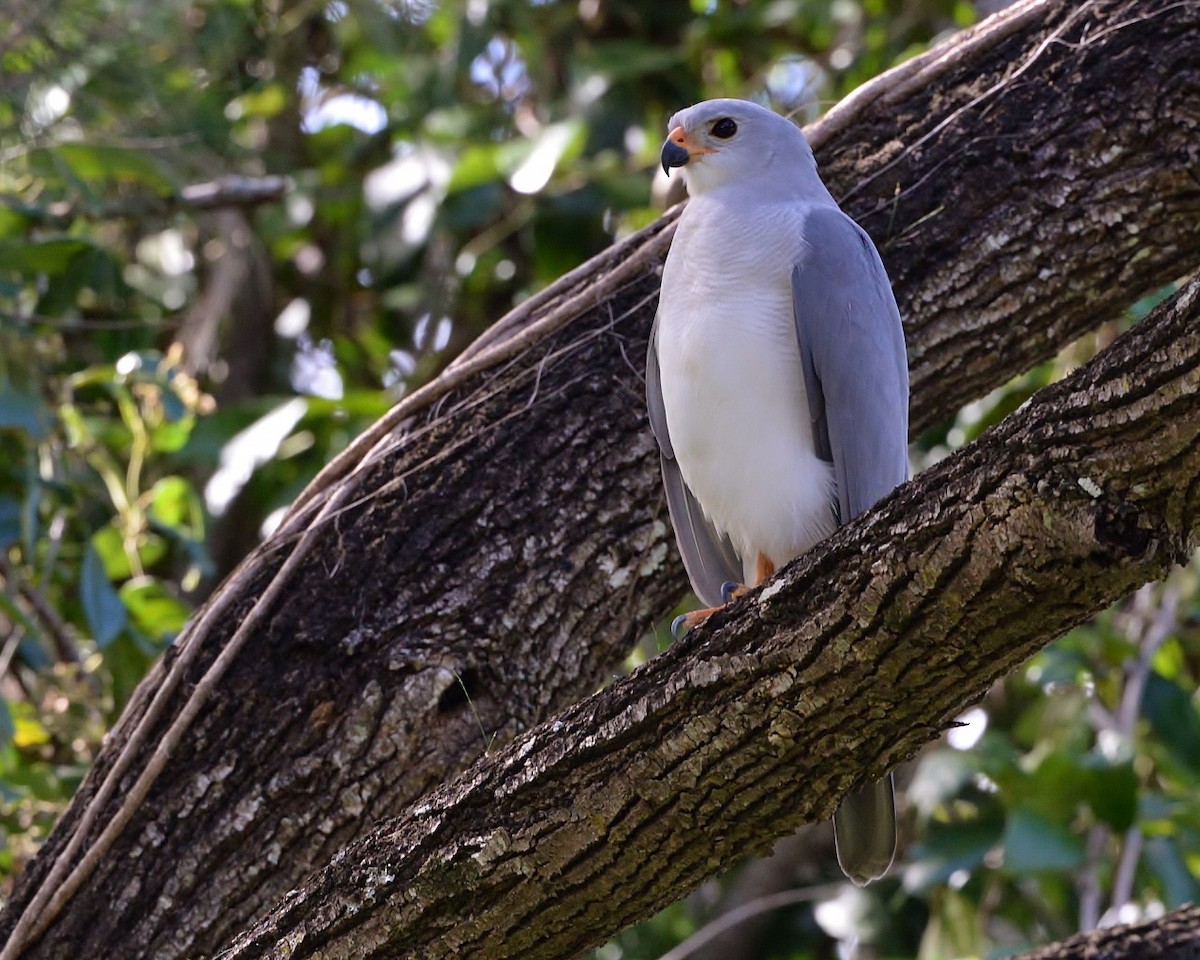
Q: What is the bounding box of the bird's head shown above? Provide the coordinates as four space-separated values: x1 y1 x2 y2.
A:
660 98 819 197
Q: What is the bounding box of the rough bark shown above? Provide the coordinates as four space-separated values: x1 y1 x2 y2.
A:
1012 905 1200 960
219 273 1200 957
2 0 1199 958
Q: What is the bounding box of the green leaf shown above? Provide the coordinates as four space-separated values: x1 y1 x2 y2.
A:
1143 836 1200 907
906 816 1003 889
52 143 176 193
1143 672 1200 772
1027 749 1090 820
81 542 128 647
0 238 92 276
90 524 133 580
147 476 194 528
233 83 287 119
118 579 189 638
1001 808 1084 874
917 888 984 960
1084 756 1138 832
102 633 158 711
447 144 503 193
150 417 193 453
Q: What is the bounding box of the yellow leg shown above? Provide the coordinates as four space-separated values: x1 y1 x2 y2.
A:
672 553 775 637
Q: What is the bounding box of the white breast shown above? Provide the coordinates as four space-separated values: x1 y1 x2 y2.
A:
656 199 836 583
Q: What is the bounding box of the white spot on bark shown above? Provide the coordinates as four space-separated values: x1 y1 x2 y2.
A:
758 579 786 602
1077 476 1103 498
473 827 513 866
341 626 367 653
232 794 262 832
639 542 669 576
688 660 721 687
341 785 365 817
597 551 633 589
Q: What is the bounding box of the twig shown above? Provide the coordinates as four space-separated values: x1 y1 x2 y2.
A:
655 885 842 960
0 556 81 664
0 175 287 227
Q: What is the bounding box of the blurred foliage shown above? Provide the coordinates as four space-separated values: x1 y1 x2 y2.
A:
1 0 1197 957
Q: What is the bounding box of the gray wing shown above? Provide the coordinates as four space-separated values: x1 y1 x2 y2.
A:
646 316 742 607
792 204 907 886
792 205 909 524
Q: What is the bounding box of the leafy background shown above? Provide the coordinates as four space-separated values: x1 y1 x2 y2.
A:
1 0 1196 957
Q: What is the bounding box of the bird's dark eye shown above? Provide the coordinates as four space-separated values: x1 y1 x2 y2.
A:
711 117 737 139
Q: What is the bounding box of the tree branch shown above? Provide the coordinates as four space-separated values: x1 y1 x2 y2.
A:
2 1 1199 958
1013 904 1200 960
218 273 1200 957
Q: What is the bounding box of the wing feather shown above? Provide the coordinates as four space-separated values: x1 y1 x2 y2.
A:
791 203 907 885
791 207 909 524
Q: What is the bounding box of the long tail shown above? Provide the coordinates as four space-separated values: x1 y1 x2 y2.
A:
833 773 896 885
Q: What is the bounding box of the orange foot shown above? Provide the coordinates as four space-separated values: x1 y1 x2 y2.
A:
671 554 775 638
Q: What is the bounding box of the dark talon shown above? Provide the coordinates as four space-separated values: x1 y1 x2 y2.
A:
671 614 690 639
721 581 742 603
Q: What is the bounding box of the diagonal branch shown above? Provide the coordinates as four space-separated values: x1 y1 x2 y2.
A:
217 274 1200 958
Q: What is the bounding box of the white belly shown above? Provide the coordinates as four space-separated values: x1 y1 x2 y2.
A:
656 256 836 584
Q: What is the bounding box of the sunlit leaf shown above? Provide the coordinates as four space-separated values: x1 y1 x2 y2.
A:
12 710 51 749
234 83 287 119
447 144 503 193
119 579 189 638
52 143 176 193
148 476 194 528
91 524 133 580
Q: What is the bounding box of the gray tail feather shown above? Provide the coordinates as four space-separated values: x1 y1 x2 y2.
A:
833 774 896 886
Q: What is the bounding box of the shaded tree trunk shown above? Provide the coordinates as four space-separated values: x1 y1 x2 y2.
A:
2 0 1199 958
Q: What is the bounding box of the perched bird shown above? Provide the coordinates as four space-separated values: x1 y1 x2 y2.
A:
646 98 909 885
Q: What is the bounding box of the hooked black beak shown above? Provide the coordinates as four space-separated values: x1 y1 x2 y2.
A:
661 138 691 176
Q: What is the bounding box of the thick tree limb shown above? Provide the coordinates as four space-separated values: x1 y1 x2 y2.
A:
2 1 1199 958
218 273 1200 957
